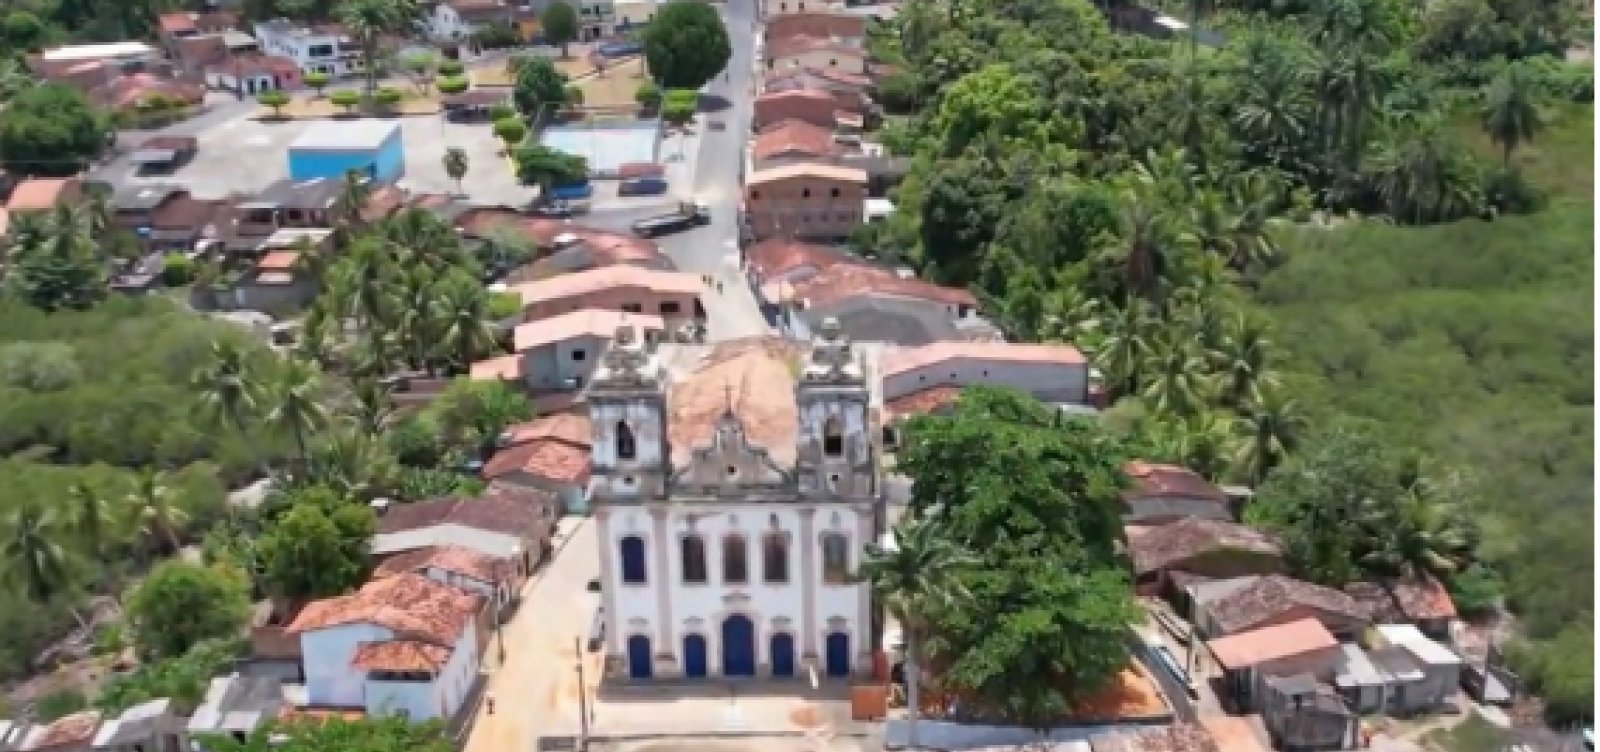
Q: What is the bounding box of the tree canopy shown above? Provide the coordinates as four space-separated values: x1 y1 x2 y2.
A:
256 486 375 600
897 386 1138 729
201 715 453 752
541 1 579 56
0 83 106 176
125 560 251 660
642 0 731 89
512 56 570 121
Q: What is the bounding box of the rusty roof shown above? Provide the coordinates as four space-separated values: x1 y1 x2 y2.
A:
1122 460 1227 503
1126 517 1282 575
752 119 839 162
667 338 806 466
350 640 452 672
286 572 482 644
1204 574 1367 635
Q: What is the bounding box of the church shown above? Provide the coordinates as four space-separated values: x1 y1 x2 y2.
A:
587 319 882 681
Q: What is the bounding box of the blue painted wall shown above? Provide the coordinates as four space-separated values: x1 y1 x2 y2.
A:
288 129 405 183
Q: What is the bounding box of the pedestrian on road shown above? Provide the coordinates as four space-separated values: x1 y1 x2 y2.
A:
486 693 496 715
716 281 724 294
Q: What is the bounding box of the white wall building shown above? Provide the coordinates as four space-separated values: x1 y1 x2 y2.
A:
589 321 880 681
252 19 362 77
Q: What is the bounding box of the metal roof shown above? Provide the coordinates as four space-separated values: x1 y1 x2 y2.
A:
289 119 400 151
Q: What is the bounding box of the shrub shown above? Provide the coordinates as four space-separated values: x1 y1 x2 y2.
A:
161 253 194 286
374 87 405 108
663 87 697 108
492 117 527 145
563 84 584 105
487 102 516 121
438 59 465 77
634 80 661 108
660 99 695 126
1482 167 1546 215
256 90 290 116
330 89 360 113
303 71 330 95
487 291 521 320
35 689 87 722
436 75 470 95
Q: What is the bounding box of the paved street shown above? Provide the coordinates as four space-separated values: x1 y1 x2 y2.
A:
463 517 602 752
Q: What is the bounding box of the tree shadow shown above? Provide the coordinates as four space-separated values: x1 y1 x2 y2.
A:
697 93 732 112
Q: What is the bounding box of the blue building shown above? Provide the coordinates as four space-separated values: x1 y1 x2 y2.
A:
287 120 405 183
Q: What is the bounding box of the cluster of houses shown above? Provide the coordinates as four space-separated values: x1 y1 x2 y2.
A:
0 484 562 749
743 11 908 243
1120 461 1516 751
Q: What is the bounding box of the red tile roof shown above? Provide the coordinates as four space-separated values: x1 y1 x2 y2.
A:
470 355 523 381
7 178 76 211
482 438 592 485
788 262 974 308
1123 460 1227 504
1127 517 1282 575
374 545 509 584
1387 573 1457 620
502 413 592 447
286 572 483 644
883 386 964 420
764 12 867 44
159 13 197 34
92 73 204 110
1207 618 1338 670
767 34 868 60
23 710 102 751
350 639 452 672
752 119 839 162
258 251 300 271
745 238 856 280
376 488 552 537
669 338 806 465
880 341 1085 377
1205 574 1367 635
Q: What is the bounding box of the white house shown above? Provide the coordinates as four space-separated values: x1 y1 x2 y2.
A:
589 321 879 682
427 0 517 41
286 573 484 720
251 19 362 78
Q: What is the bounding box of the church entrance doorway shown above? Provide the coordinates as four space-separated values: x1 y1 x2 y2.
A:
825 632 850 678
770 633 796 677
683 634 708 678
627 635 653 679
721 615 756 677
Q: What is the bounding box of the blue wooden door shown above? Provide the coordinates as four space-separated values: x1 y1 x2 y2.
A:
721 615 756 677
825 632 850 678
683 634 708 678
770 633 796 678
627 635 652 679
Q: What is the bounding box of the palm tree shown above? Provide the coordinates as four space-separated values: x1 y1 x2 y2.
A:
434 281 500 373
1 504 85 628
336 0 421 97
1364 117 1485 223
1481 63 1544 168
394 266 440 371
1231 387 1306 485
1211 311 1279 408
193 339 263 475
346 377 397 437
266 359 331 468
334 168 375 238
857 519 975 752
1140 332 1210 418
1096 300 1152 398
68 482 120 595
1358 485 1472 579
127 468 188 554
443 147 470 197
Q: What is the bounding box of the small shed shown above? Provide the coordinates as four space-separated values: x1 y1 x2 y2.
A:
1208 618 1341 712
1367 623 1463 713
287 120 404 183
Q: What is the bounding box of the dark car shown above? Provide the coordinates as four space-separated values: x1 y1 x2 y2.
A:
586 578 601 592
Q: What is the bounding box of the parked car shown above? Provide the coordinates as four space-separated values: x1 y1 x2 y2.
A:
618 176 669 197
526 199 590 217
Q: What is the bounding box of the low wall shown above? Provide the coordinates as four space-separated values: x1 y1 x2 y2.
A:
883 720 1169 751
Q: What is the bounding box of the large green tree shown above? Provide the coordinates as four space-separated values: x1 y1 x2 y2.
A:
642 0 730 90
512 56 569 122
200 715 453 752
125 560 251 659
335 0 421 96
0 84 106 176
256 488 375 600
897 386 1139 729
541 1 579 57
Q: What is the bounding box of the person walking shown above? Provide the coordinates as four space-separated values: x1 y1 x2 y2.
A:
486 692 496 715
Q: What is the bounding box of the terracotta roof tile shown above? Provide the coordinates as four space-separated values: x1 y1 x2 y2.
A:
1206 618 1338 670
788 263 971 309
883 386 963 419
470 354 523 381
7 178 75 212
482 438 592 485
373 545 509 583
159 13 197 34
767 34 868 60
350 639 453 672
511 266 701 305
1127 517 1281 575
1122 460 1226 504
376 488 552 537
1205 574 1367 635
150 195 221 231
513 309 665 351
1092 723 1223 752
175 35 227 67
745 238 856 280
880 341 1083 377
669 338 805 465
92 73 204 110
752 119 839 162
748 161 866 185
23 710 102 751
764 12 866 45
286 572 482 644
258 251 299 271
502 412 592 448
1387 573 1457 620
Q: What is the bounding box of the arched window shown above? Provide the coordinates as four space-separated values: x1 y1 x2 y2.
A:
820 532 849 584
822 416 844 457
722 534 748 584
619 535 647 584
681 535 707 584
616 421 636 460
762 532 789 584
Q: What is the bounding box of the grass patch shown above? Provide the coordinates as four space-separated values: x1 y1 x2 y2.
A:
575 56 648 109
1423 712 1511 752
1456 102 1594 199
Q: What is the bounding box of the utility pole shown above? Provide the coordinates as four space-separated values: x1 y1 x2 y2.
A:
574 637 591 748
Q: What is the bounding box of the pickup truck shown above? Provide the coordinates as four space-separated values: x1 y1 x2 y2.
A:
631 201 711 238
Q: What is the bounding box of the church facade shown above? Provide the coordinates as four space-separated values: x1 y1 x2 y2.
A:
588 320 881 681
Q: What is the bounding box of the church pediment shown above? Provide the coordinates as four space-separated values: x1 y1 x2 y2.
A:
670 411 794 493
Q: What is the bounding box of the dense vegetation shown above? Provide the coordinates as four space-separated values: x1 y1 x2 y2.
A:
867 0 1590 724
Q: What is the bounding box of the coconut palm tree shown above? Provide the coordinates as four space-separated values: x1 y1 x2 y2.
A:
1231 387 1305 485
434 280 500 373
266 359 331 469
1211 311 1279 408
346 376 398 437
1364 116 1486 224
857 519 975 752
1481 63 1544 168
1096 299 1153 398
1 504 80 626
193 339 263 475
68 482 121 598
336 0 422 97
1140 330 1210 418
127 468 188 554
1358 485 1473 579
